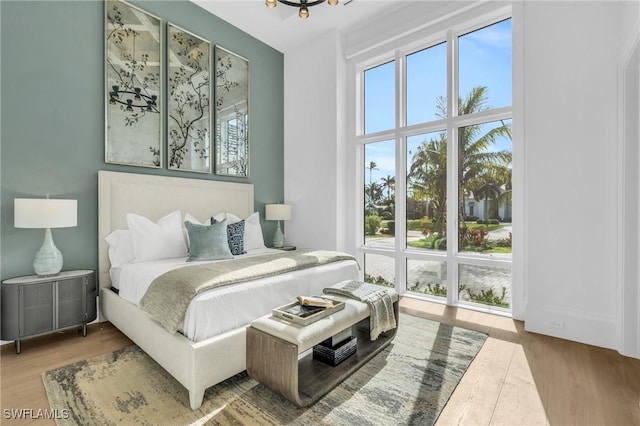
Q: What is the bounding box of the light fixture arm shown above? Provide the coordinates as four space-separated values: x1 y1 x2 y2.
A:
266 0 339 19
277 0 325 6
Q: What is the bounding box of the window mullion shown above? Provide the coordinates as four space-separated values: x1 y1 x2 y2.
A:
446 28 458 306
447 29 457 121
394 49 407 294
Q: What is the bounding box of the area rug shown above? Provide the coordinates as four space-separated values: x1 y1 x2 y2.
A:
42 313 487 425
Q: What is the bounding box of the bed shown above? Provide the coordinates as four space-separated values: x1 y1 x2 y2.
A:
97 170 358 409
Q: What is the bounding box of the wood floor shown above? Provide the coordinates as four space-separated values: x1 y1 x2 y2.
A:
2 298 640 425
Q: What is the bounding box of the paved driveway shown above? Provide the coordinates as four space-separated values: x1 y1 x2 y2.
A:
364 225 512 307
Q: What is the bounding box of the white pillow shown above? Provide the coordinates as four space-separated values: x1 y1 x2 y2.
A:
184 213 211 225
226 212 266 251
104 229 135 268
211 212 226 223
183 213 212 247
127 210 188 262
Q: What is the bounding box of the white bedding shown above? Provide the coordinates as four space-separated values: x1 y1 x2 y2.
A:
111 249 359 342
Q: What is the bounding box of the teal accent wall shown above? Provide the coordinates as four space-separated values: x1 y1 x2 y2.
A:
0 0 284 280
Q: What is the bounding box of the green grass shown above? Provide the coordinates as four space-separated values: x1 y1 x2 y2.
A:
464 223 503 232
407 238 445 250
408 239 432 249
482 247 512 254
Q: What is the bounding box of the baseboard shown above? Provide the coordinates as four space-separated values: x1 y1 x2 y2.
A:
525 306 617 351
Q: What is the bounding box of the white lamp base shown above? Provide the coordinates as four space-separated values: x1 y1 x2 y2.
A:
272 221 285 248
33 228 63 277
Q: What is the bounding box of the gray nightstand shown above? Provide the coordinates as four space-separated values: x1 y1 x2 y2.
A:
1 270 97 353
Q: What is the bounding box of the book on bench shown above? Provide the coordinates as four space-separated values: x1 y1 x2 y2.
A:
296 295 334 308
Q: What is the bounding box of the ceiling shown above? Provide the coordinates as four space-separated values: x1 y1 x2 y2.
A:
191 0 411 53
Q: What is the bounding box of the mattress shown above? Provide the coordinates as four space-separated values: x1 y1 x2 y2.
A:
110 249 359 341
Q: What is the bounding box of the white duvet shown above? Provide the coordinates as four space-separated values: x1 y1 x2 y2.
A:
110 248 359 341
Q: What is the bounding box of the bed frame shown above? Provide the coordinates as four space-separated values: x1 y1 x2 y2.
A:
98 170 255 409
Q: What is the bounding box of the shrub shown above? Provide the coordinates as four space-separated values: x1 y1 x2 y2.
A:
419 216 432 228
465 287 509 308
364 273 393 287
434 237 447 250
423 235 438 248
380 211 393 220
463 215 478 222
426 282 447 297
365 215 382 235
476 218 500 225
495 238 512 248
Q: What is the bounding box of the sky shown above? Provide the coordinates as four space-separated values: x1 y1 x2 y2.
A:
364 18 512 187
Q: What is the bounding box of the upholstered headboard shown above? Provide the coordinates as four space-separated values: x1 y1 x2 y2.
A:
97 170 254 291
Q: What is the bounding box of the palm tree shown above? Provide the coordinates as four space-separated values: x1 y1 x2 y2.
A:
457 87 511 224
408 86 512 236
409 131 447 234
381 175 396 200
366 161 378 185
365 182 383 204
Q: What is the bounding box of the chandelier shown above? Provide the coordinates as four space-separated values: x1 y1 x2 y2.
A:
109 85 158 112
265 0 339 19
107 32 159 114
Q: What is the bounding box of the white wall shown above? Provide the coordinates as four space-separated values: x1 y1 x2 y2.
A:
283 30 348 251
620 3 640 358
521 1 636 350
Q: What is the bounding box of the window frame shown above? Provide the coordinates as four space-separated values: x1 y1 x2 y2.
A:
353 4 517 316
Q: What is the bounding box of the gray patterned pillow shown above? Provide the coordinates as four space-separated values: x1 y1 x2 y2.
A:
212 218 246 255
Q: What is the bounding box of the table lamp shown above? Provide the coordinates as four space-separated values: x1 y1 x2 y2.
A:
14 198 78 277
265 204 292 248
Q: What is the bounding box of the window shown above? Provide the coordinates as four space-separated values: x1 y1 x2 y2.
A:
364 61 395 135
357 12 513 313
364 140 395 249
407 42 447 125
407 130 447 253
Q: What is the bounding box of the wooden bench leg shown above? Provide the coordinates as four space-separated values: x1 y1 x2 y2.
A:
246 327 310 406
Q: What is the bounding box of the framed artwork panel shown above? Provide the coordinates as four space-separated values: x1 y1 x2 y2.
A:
167 23 211 173
105 0 162 168
215 46 250 178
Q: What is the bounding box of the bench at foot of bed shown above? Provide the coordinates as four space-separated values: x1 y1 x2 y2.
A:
246 289 398 407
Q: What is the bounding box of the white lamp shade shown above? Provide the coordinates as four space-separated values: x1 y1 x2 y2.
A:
265 204 292 221
14 198 78 229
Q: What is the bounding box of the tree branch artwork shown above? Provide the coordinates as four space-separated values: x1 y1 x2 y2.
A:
214 47 249 177
105 0 161 168
167 24 211 172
